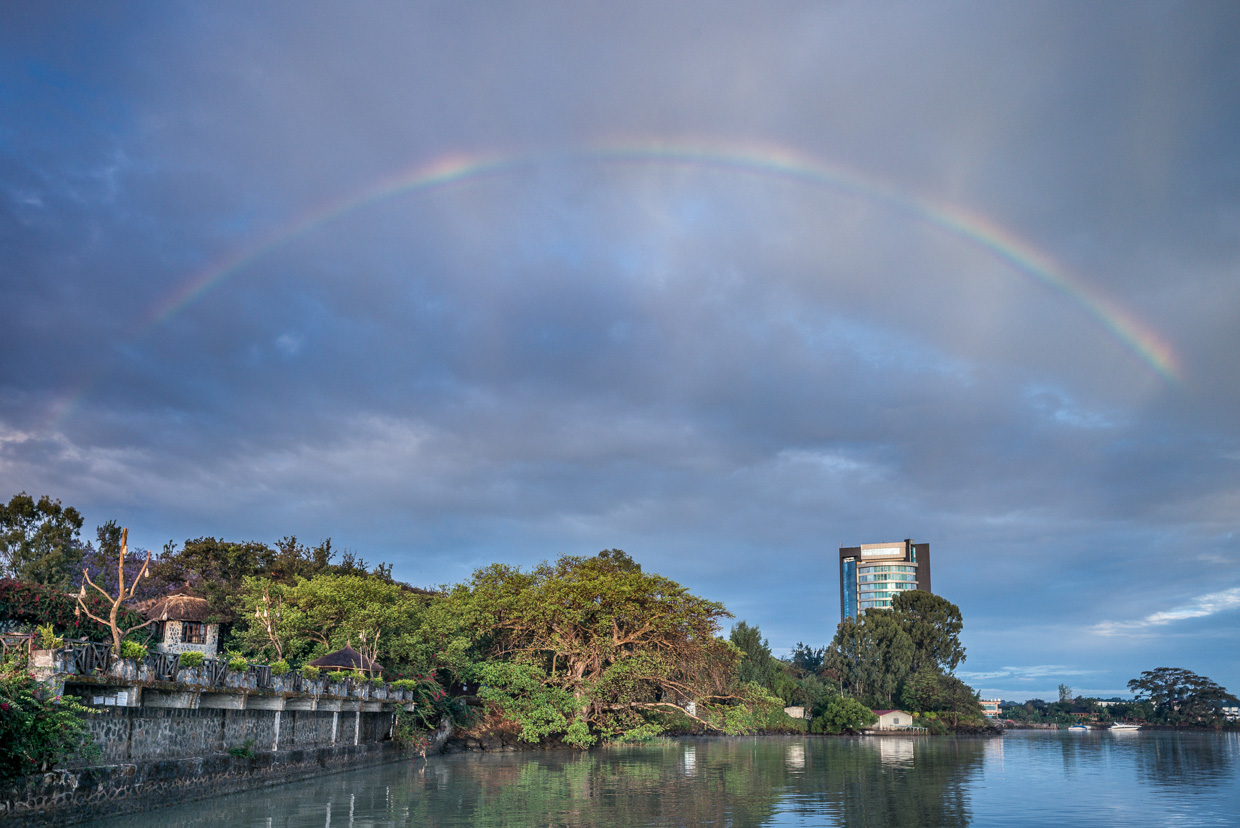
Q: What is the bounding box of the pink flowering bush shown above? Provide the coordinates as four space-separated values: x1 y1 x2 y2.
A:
0 656 98 779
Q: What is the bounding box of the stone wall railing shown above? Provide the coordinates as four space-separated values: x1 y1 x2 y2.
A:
34 642 416 704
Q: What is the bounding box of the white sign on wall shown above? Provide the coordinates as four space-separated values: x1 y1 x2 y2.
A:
860 547 903 558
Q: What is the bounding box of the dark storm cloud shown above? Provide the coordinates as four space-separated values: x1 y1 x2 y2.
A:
2 1 1239 698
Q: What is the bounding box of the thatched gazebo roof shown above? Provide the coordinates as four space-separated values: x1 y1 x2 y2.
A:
137 593 214 623
308 644 382 674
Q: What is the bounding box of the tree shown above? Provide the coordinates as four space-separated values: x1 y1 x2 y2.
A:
462 550 761 745
1 656 98 779
1127 667 1238 724
825 609 914 707
1058 683 1073 704
790 642 826 674
730 621 776 689
900 666 982 720
889 590 966 674
234 573 428 668
810 696 877 734
75 528 160 655
0 493 84 588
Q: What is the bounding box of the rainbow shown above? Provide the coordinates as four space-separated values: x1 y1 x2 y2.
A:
45 140 1179 431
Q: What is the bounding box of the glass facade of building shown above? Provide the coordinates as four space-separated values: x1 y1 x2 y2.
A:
841 558 857 621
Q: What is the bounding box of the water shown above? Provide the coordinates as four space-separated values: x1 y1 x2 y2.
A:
85 731 1240 827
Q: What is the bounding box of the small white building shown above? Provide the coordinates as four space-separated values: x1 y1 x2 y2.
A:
871 709 915 730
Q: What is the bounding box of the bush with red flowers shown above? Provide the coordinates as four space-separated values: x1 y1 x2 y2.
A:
0 579 145 643
0 656 98 780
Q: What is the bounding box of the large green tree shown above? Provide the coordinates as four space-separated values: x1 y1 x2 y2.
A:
1127 667 1238 723
825 610 914 707
234 573 430 668
463 550 770 745
0 493 84 588
730 621 777 688
889 590 965 674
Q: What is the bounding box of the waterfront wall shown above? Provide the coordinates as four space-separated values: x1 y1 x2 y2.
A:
0 742 404 827
76 705 395 764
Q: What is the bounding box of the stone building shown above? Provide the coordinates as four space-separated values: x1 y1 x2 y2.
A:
138 592 219 658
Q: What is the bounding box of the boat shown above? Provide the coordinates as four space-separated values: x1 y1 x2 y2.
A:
1067 724 1090 732
1109 722 1140 731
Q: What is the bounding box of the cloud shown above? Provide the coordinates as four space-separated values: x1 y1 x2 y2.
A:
1092 587 1240 636
957 665 1101 683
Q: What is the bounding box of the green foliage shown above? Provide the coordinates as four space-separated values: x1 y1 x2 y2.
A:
889 591 966 674
150 536 395 634
300 665 320 679
226 738 256 759
326 670 350 681
119 639 147 660
233 573 429 670
0 579 141 643
826 592 971 711
35 623 63 650
462 550 744 746
477 661 590 745
269 659 290 675
810 696 877 734
790 642 826 673
730 621 776 688
178 651 205 668
392 706 434 753
225 654 249 671
1128 667 1238 723
0 493 84 588
900 667 981 716
826 611 914 707
1 655 98 779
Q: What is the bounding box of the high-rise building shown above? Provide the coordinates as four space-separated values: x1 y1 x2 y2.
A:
839 539 931 622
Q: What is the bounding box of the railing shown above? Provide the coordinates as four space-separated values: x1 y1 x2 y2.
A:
146 651 179 681
0 632 34 658
70 640 113 674
203 658 228 685
38 644 414 702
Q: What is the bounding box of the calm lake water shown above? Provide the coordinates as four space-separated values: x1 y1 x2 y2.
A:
86 730 1240 827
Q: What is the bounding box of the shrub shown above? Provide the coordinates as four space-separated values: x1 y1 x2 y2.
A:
0 579 145 643
1 656 99 779
390 679 418 691
119 640 147 660
326 670 350 681
226 738 256 759
226 655 249 672
35 624 63 650
300 666 320 679
177 651 204 668
270 660 290 676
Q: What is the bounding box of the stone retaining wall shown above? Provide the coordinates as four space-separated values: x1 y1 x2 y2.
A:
0 742 404 827
73 706 393 764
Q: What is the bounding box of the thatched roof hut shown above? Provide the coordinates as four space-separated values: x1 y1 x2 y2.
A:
137 593 214 622
308 644 382 675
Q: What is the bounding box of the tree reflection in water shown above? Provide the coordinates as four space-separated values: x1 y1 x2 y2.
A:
81 732 1239 827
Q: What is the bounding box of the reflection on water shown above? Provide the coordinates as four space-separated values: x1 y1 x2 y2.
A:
875 736 916 766
82 731 1240 828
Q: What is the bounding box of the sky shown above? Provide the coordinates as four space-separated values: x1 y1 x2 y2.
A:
2 2 1238 702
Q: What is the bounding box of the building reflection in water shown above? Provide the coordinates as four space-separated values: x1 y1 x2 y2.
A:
682 744 696 776
877 737 916 767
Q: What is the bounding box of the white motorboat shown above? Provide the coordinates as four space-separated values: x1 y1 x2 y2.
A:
1067 724 1090 732
1109 722 1140 731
